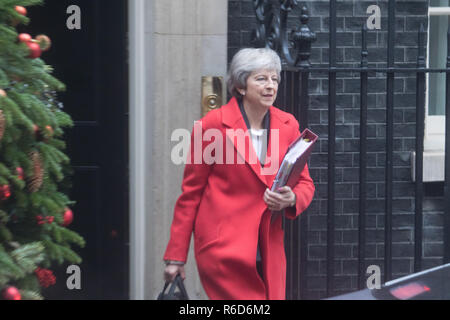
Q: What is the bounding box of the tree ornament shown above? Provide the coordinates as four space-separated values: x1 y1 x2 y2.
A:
14 6 27 16
32 124 43 140
11 6 27 27
28 151 43 192
2 286 21 300
26 42 42 59
36 215 45 225
45 125 54 137
0 184 11 200
0 89 6 97
36 215 54 225
35 35 51 51
15 167 24 180
17 33 32 43
62 208 73 227
34 268 56 288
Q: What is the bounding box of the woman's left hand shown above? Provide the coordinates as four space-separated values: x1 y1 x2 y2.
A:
264 186 296 211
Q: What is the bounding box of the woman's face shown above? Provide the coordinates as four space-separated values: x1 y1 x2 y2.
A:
242 69 279 110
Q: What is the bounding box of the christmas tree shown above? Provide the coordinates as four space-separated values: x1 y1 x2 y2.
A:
0 0 85 300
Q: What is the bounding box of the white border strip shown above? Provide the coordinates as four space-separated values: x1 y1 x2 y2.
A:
129 0 146 300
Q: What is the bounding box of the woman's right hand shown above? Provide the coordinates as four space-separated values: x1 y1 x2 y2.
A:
164 263 186 282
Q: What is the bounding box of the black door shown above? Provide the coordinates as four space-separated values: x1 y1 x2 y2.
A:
21 0 129 299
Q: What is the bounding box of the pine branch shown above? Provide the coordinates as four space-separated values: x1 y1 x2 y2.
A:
52 225 86 248
0 249 25 281
1 0 43 7
1 92 35 130
59 245 82 265
19 289 43 300
10 242 45 273
0 224 13 242
0 68 8 87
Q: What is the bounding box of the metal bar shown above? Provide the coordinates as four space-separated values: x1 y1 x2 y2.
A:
291 216 298 299
288 70 296 299
300 71 309 131
282 67 450 73
414 24 426 273
429 7 450 15
444 28 450 264
298 69 310 300
291 72 302 300
327 0 336 298
279 1 295 65
299 205 308 299
384 0 395 283
358 24 368 290
282 70 291 299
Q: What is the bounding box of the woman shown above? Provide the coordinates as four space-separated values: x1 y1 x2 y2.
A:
163 48 315 300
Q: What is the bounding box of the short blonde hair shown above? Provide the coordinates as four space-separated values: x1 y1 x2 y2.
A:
227 47 282 98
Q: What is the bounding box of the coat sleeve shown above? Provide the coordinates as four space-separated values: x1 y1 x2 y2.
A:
163 118 215 263
284 119 315 220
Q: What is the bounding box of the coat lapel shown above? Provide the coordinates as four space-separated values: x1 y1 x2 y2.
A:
221 97 293 188
263 105 292 188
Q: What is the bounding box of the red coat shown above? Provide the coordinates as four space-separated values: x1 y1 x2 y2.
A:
164 97 315 300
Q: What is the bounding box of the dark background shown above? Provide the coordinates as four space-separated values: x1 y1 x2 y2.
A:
19 0 129 299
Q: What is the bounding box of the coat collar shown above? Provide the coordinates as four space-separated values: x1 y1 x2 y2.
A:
222 97 291 129
221 97 293 187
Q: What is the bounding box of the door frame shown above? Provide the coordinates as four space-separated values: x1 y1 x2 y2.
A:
129 0 148 300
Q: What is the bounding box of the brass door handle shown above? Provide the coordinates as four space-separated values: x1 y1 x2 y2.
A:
201 76 223 117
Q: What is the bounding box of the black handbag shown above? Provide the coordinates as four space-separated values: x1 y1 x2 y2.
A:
157 274 189 300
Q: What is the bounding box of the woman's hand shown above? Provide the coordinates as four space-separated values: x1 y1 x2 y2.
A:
164 263 186 282
264 186 296 211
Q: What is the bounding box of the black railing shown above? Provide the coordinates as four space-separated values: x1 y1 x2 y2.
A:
252 0 450 299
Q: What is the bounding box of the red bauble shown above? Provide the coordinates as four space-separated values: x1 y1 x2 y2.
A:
26 42 42 59
36 215 45 225
62 208 73 227
34 268 56 288
2 286 21 300
16 167 24 180
0 185 11 201
18 33 31 43
15 6 27 16
36 215 54 225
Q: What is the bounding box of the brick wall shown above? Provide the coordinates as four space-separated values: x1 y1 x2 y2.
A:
228 0 445 299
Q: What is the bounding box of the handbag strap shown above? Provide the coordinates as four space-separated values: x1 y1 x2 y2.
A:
161 274 189 300
167 276 179 297
161 280 171 294
175 275 189 299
